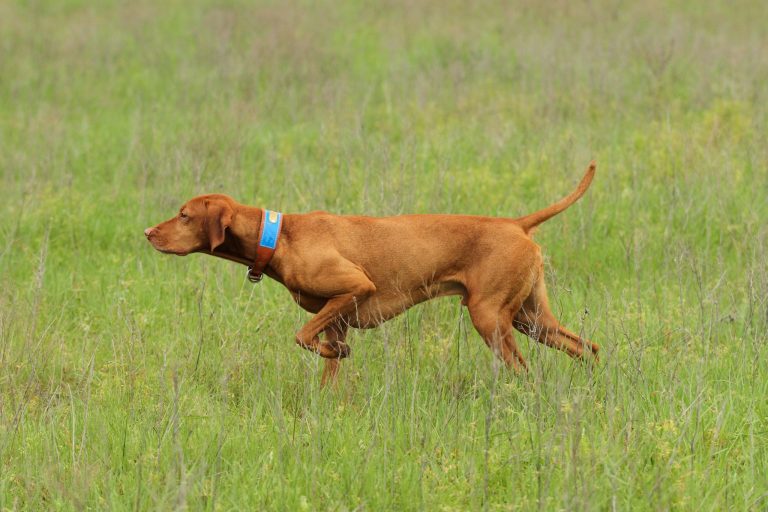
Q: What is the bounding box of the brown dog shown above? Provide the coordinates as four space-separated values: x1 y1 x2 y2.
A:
145 162 599 385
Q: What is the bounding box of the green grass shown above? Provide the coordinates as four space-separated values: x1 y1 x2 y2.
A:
1 0 767 509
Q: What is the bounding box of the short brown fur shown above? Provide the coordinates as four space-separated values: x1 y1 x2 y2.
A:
145 162 599 385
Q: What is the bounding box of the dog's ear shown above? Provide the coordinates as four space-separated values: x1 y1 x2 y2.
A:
205 199 234 252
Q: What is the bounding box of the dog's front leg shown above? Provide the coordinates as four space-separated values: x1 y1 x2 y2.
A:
320 322 349 388
293 262 375 358
295 288 373 350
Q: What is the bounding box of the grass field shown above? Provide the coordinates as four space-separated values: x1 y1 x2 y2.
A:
1 0 767 509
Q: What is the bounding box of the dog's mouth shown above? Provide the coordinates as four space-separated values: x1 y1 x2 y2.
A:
153 244 191 256
156 247 190 256
146 237 190 256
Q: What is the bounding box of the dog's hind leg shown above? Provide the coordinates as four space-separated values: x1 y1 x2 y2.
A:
513 275 599 359
556 325 600 357
468 300 528 372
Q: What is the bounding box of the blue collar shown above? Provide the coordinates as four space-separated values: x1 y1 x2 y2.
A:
259 209 282 249
247 209 283 283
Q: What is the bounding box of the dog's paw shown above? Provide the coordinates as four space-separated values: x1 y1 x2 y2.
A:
320 340 351 359
334 341 351 359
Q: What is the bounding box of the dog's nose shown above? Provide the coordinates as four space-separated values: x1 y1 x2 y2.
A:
144 227 155 238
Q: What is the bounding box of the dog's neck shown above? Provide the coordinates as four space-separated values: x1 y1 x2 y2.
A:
206 206 282 271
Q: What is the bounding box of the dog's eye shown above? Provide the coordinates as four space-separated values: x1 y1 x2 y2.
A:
179 212 188 219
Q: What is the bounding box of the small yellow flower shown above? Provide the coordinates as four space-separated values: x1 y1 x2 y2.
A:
661 419 678 435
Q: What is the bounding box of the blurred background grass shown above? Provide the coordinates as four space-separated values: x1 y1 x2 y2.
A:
1 0 767 510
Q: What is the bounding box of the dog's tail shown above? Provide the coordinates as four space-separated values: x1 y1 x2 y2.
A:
513 161 596 233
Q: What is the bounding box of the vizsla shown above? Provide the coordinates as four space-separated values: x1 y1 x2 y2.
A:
145 162 599 385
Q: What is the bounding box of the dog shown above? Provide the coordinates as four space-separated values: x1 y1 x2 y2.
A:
145 162 599 385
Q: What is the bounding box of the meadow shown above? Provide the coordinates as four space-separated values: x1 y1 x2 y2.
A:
1 0 767 509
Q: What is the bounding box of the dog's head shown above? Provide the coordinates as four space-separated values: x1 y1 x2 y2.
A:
144 194 235 255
